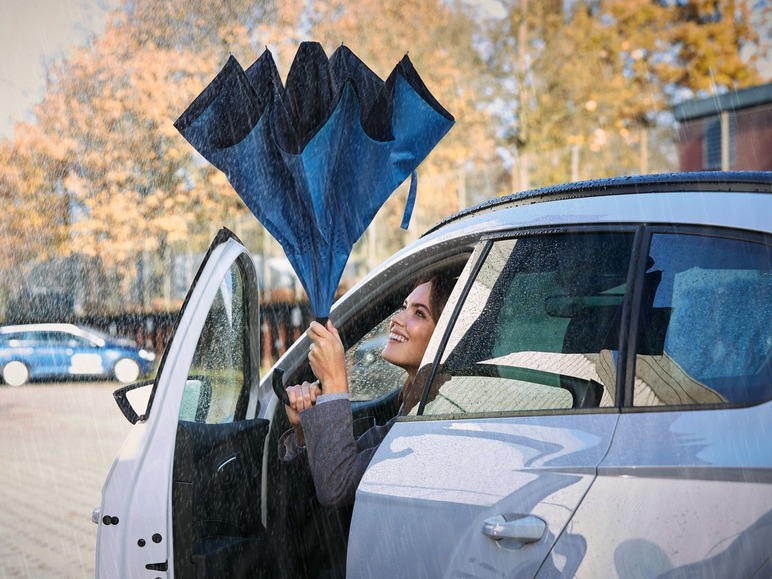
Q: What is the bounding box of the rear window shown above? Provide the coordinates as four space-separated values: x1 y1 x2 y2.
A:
632 231 772 406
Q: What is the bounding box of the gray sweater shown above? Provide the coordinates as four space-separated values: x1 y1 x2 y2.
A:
278 398 397 507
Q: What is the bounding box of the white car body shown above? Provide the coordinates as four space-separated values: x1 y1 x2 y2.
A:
95 172 772 578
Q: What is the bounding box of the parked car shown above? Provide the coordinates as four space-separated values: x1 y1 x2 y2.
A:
0 323 156 386
95 172 772 578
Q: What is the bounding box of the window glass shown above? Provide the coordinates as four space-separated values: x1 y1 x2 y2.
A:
25 331 54 344
346 317 406 402
179 260 248 423
703 114 735 170
634 233 772 406
67 335 94 347
3 333 27 346
422 232 634 416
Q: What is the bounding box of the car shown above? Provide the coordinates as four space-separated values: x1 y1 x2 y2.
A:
0 323 156 386
94 172 772 578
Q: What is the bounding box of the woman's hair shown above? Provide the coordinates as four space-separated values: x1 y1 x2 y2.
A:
419 273 456 324
399 272 456 412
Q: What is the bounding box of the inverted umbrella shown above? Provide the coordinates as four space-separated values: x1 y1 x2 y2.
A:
175 41 454 323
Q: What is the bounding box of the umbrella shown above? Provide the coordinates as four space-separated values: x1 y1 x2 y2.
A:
174 41 454 322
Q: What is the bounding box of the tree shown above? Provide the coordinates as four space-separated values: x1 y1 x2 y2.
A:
0 130 71 313
477 0 761 189
304 0 499 262
1 0 762 316
2 0 305 312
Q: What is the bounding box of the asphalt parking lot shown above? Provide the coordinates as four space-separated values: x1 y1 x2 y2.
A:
0 382 132 578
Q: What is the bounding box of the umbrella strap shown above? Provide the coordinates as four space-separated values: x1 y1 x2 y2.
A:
400 171 418 230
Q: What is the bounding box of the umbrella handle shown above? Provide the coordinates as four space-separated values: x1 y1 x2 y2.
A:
314 316 329 326
272 367 291 406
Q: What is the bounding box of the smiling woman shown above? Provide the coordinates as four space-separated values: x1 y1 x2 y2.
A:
278 272 457 509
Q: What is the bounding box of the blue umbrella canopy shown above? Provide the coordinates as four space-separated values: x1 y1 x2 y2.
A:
175 41 454 319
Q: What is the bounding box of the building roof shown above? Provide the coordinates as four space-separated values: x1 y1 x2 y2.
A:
673 82 772 122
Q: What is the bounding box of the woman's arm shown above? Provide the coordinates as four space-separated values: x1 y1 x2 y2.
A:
282 320 394 506
300 398 393 507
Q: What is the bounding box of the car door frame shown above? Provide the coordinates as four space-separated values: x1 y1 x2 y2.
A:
96 228 262 579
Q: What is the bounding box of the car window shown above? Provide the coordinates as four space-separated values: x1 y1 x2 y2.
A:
346 316 406 402
633 231 772 406
52 332 74 345
67 334 95 348
421 231 636 416
23 331 51 344
178 259 249 424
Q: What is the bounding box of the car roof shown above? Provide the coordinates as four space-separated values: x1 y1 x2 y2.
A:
424 171 772 237
0 323 101 339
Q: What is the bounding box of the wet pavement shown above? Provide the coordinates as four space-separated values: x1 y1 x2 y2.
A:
0 382 132 578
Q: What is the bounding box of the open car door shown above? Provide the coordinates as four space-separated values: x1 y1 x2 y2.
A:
96 229 270 578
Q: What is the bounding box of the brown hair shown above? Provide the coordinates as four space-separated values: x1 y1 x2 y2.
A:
399 273 455 413
418 273 456 324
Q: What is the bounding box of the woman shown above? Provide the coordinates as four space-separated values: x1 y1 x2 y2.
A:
278 274 454 507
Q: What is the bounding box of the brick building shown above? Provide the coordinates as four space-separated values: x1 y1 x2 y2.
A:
674 82 772 171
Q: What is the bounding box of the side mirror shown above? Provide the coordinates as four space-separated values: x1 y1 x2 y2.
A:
113 380 154 424
114 376 214 424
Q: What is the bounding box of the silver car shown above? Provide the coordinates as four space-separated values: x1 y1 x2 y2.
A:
95 172 772 578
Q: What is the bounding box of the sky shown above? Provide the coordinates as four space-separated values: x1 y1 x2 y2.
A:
0 0 117 138
0 0 769 139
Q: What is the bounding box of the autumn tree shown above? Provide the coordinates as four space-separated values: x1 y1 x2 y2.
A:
304 0 498 264
2 0 309 312
3 0 490 311
478 0 761 189
1 0 763 316
0 130 71 307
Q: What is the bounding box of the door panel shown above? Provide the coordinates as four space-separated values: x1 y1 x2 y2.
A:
348 231 636 576
554 405 772 578
96 229 265 579
173 418 270 579
544 229 772 577
348 414 618 577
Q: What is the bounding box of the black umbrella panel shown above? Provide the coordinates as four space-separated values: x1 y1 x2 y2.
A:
175 41 455 320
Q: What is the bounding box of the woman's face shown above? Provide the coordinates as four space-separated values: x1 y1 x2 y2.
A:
382 281 437 381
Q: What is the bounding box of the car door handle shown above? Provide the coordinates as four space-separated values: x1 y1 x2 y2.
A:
482 514 546 544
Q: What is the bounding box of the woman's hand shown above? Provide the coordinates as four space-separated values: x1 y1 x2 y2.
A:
307 320 348 395
284 381 322 447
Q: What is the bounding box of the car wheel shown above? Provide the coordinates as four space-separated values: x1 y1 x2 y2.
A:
114 358 140 384
3 361 30 387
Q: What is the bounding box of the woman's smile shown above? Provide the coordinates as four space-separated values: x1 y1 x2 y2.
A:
388 331 408 343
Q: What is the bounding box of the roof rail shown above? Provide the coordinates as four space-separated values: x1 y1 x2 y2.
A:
424 171 772 237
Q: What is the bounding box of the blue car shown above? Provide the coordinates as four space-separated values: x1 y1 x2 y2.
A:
0 323 156 386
